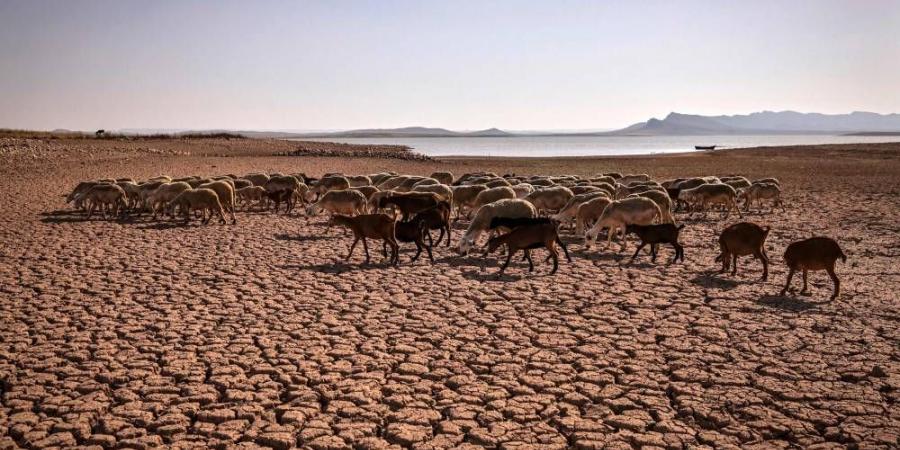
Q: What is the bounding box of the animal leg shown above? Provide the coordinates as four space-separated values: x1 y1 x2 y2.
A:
780 268 795 296
801 270 809 294
424 236 434 264
498 250 514 276
731 254 738 276
755 250 768 280
548 244 559 274
347 237 359 261
826 264 840 300
672 242 684 263
556 237 572 262
444 226 452 247
362 238 371 264
630 242 646 263
524 250 534 272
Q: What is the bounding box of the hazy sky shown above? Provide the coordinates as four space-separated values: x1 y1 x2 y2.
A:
1 0 898 131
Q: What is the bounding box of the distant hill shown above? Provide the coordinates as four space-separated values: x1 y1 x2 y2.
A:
290 126 514 138
609 111 900 135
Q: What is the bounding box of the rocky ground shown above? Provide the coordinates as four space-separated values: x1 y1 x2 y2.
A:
0 137 898 449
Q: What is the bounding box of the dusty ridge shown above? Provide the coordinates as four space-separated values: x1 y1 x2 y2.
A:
0 138 898 449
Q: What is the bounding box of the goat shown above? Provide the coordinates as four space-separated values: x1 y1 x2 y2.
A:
625 223 685 264
329 214 400 266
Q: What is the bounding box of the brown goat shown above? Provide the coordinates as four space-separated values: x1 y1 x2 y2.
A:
486 221 567 276
780 237 846 300
715 222 771 280
330 214 399 266
379 192 441 221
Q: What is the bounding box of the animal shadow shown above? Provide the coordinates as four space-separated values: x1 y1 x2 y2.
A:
273 233 329 242
40 215 89 224
40 209 81 217
280 261 391 273
690 272 741 290
757 294 818 312
136 221 193 230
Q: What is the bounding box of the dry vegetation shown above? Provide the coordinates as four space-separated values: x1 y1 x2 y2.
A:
0 137 898 449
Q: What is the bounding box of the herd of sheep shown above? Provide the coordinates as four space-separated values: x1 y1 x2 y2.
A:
64 170 846 299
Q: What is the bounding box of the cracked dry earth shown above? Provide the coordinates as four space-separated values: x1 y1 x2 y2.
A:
0 139 898 449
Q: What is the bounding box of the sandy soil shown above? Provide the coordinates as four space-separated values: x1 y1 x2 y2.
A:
0 137 898 449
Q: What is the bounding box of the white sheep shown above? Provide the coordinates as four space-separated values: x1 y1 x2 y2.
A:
484 178 512 188
430 171 454 185
198 180 237 223
412 183 453 203
411 178 440 188
451 184 488 220
307 189 367 217
753 177 781 186
244 173 270 186
615 183 665 199
723 177 752 190
575 196 613 235
471 186 517 216
673 177 709 190
590 175 617 186
510 183 535 199
679 183 741 218
524 186 574 215
377 175 410 191
459 199 537 255
618 174 651 185
147 181 192 219
395 176 427 192
584 197 661 249
236 186 267 209
308 176 351 200
551 191 608 229
169 188 227 224
81 184 127 219
346 175 372 187
368 173 395 186
740 182 785 212
628 189 674 223
367 190 394 214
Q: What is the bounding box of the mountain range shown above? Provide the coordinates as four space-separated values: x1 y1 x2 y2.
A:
107 111 900 138
278 111 900 137
612 111 900 135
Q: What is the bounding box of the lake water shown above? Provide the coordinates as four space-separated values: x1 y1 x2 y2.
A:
295 134 898 157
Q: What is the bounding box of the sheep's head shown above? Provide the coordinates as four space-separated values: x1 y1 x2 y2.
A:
458 236 476 255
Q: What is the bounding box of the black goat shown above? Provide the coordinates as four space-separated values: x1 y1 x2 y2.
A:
625 223 685 263
488 216 572 262
416 201 452 247
386 217 434 263
265 189 295 214
666 187 684 212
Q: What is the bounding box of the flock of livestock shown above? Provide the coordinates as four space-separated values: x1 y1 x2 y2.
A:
64 170 847 299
